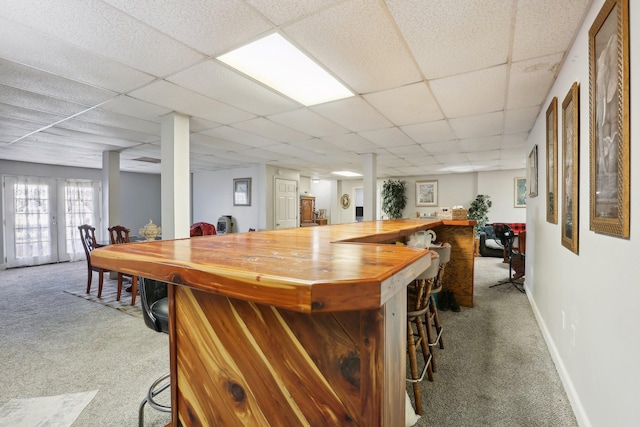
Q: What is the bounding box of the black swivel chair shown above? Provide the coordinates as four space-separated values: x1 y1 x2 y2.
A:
489 224 525 293
138 277 171 427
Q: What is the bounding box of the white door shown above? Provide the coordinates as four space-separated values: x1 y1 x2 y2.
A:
3 176 100 267
274 178 297 229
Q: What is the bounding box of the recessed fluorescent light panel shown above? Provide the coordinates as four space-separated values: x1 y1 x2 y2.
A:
332 171 362 177
217 33 353 106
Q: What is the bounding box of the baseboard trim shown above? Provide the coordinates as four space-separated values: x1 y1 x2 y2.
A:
525 287 591 427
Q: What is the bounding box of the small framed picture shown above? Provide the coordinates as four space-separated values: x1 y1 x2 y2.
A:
514 177 527 208
528 145 538 197
416 180 437 207
233 178 251 206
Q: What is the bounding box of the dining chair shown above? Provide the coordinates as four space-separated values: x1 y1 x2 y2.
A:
78 224 110 297
108 225 139 305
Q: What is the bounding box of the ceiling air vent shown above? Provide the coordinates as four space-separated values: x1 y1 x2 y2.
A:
133 157 161 164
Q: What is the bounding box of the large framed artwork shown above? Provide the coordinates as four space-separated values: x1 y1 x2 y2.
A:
527 145 538 198
546 97 558 223
562 83 580 254
416 180 438 207
588 0 630 238
514 177 526 208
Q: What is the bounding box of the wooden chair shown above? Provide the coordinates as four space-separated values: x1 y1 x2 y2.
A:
78 224 109 297
108 225 139 305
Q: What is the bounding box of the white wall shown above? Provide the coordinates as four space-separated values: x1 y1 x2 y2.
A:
525 0 640 425
479 170 527 223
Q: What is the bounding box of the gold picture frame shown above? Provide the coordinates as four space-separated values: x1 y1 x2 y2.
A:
546 97 558 223
562 83 580 254
527 145 538 198
588 0 630 238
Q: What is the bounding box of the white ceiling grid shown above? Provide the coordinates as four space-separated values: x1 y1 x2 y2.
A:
0 0 593 177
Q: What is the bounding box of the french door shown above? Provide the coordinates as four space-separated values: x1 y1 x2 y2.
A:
3 175 101 268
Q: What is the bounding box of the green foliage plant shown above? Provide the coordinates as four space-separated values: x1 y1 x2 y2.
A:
381 179 407 219
467 194 492 234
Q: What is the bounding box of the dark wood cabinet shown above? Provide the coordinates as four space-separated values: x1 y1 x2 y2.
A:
300 196 316 227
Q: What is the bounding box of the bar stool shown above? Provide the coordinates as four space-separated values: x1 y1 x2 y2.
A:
425 242 451 371
407 250 440 416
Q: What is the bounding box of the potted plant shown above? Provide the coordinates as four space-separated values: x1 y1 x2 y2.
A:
467 194 492 234
381 179 407 219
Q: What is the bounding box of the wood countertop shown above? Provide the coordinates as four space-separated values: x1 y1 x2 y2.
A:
91 219 474 313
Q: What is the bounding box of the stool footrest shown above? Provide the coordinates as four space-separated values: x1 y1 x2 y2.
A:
428 327 443 347
406 353 432 384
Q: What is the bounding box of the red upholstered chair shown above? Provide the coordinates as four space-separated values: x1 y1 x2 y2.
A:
190 222 217 236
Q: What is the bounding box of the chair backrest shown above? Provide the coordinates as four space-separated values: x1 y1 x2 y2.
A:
139 277 168 333
78 224 98 258
108 225 131 244
190 222 217 237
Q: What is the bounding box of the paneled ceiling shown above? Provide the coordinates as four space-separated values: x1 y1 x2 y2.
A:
0 0 592 178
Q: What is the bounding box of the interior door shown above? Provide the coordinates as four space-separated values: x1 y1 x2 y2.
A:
274 178 297 229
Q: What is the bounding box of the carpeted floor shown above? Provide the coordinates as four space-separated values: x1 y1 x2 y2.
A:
0 256 577 426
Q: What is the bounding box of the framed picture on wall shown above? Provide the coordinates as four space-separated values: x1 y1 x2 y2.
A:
416 180 438 207
514 177 526 208
233 178 251 206
546 97 558 223
527 145 538 197
588 0 630 238
562 82 580 254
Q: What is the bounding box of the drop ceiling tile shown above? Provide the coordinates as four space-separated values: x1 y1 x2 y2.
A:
311 96 392 132
129 80 255 125
363 82 444 126
233 117 309 143
259 142 318 158
268 108 348 137
0 59 117 106
512 0 591 61
320 133 378 154
400 120 456 144
419 140 463 155
74 109 160 136
430 65 507 118
99 96 171 123
433 152 470 163
0 104 67 126
18 131 118 152
449 111 504 139
460 136 502 152
168 60 298 116
0 0 205 76
246 0 340 26
504 107 539 134
201 126 278 148
103 0 271 56
378 156 413 168
0 116 46 132
190 135 237 155
359 127 415 148
507 54 564 109
502 133 528 147
465 149 501 161
284 0 421 94
0 85 87 117
233 147 282 161
44 126 141 148
0 17 154 93
55 118 158 143
189 118 221 133
500 147 527 160
385 144 428 157
386 0 513 78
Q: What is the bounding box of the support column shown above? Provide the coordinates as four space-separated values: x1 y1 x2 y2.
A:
362 153 377 221
161 112 190 239
102 151 120 237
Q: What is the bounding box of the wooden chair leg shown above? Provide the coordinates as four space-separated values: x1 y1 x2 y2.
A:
86 269 93 294
430 295 445 349
116 273 123 301
407 318 423 415
130 276 138 306
97 270 104 298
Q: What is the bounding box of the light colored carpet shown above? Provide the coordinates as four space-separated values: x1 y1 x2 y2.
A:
64 284 142 319
0 390 97 427
0 256 576 426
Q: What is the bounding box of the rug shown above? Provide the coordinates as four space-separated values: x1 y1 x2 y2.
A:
64 284 142 319
0 390 97 427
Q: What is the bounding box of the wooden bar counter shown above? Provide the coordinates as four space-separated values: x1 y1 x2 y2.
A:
91 219 475 426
